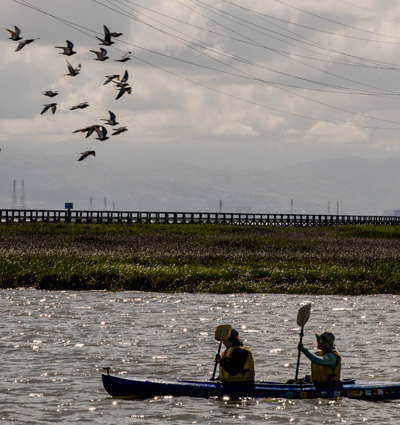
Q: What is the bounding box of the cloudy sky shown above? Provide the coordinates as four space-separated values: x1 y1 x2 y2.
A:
2 0 400 208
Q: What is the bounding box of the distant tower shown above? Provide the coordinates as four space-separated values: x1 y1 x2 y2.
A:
11 179 17 209
19 180 26 209
290 199 294 214
328 201 331 215
89 197 93 211
112 202 115 211
104 197 107 211
336 201 339 215
219 200 222 213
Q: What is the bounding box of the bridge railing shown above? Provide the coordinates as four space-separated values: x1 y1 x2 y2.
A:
1 209 400 226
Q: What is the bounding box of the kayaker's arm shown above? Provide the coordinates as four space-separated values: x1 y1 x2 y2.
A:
300 346 337 367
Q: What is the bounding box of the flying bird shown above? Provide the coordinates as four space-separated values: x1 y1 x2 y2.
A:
101 110 118 126
118 70 129 86
103 74 119 85
115 85 132 100
89 47 109 61
112 126 128 136
93 125 109 141
6 25 22 41
15 38 39 52
73 125 96 138
55 40 76 56
112 70 131 99
115 52 131 62
78 151 96 161
96 25 114 46
41 103 57 115
42 90 58 97
70 102 89 110
65 60 81 76
110 30 123 37
110 69 128 87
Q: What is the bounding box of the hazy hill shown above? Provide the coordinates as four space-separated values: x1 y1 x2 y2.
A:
1 149 399 215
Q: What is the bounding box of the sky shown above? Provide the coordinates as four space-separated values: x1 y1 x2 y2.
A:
2 0 400 211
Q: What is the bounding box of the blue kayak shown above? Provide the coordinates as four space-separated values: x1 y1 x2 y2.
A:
102 372 400 401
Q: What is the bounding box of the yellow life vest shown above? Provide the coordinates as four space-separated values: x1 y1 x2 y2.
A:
218 345 255 382
311 350 341 384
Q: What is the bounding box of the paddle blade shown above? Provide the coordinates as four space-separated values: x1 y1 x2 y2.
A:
297 304 311 327
214 324 232 342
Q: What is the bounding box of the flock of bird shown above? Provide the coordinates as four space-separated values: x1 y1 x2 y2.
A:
6 24 132 162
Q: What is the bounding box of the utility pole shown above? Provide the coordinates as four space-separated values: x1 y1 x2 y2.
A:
11 179 17 209
19 180 26 209
328 200 331 215
219 200 222 213
89 197 93 211
290 198 294 214
104 197 107 211
336 201 339 215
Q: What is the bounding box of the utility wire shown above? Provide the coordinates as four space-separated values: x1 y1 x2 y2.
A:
11 0 400 130
117 0 400 70
333 0 400 20
272 0 400 41
185 0 400 93
109 0 400 96
221 0 400 45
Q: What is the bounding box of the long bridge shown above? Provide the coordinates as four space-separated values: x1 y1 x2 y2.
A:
1 209 399 226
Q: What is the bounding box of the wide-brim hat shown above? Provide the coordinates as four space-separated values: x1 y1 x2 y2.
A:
315 330 336 350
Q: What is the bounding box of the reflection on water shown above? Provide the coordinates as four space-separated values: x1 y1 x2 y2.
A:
1 290 399 424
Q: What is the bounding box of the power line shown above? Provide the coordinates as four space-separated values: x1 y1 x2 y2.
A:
11 0 400 130
183 0 400 93
118 0 400 70
97 0 400 127
112 0 400 95
271 0 400 41
333 0 400 20
221 0 400 45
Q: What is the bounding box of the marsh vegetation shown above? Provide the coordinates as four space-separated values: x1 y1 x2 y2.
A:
1 223 400 294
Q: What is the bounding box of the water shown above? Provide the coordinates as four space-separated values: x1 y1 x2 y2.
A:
1 290 399 424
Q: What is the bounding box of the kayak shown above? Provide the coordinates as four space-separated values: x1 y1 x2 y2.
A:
102 372 400 401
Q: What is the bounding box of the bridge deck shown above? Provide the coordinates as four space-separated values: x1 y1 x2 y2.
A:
1 209 399 226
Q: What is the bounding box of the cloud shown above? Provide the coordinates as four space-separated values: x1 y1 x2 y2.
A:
371 135 400 153
303 121 370 144
3 0 400 175
214 121 259 137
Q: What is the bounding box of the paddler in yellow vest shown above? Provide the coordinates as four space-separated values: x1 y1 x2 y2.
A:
299 330 341 384
215 329 255 383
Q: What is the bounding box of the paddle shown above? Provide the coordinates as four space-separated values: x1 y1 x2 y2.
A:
294 303 311 381
210 324 232 381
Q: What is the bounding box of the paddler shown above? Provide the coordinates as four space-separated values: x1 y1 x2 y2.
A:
214 329 255 383
298 330 341 384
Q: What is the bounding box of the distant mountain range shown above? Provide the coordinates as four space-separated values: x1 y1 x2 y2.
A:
1 150 399 215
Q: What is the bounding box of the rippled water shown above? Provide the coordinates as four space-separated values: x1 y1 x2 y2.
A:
1 290 399 424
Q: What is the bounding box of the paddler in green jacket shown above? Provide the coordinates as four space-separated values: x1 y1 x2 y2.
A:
298 330 341 384
215 329 255 383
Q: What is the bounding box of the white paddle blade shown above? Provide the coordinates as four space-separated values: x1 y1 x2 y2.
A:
214 324 232 342
297 303 311 327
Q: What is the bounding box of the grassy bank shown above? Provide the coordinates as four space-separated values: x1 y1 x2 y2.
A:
1 223 400 294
